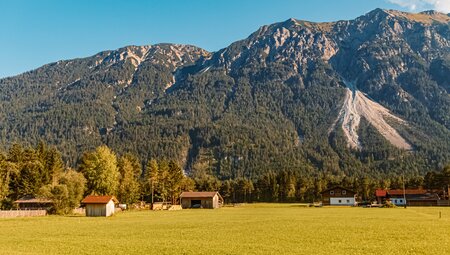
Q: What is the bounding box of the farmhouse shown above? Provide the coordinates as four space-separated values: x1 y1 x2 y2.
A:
375 189 440 206
180 192 223 209
14 196 53 210
81 195 118 217
321 186 357 206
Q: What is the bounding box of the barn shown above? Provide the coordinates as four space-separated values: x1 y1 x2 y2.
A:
180 192 223 209
321 186 357 206
81 195 118 217
376 189 440 206
14 196 53 211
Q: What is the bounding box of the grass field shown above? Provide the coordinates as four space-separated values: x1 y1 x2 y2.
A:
1 204 450 254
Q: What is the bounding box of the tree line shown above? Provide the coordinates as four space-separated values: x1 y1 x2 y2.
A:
0 142 449 214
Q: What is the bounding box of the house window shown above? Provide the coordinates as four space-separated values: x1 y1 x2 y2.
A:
330 191 334 195
338 200 342 203
342 190 347 195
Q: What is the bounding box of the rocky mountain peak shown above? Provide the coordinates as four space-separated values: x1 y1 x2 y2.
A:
388 9 450 24
0 9 449 175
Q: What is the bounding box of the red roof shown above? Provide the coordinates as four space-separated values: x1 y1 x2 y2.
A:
375 188 430 197
375 189 387 197
321 186 356 195
180 192 219 198
81 195 118 204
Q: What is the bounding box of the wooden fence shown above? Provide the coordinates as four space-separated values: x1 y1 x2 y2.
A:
437 200 450 206
0 210 47 218
72 208 85 215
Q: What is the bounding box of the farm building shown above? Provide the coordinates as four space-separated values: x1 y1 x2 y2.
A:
14 196 53 210
81 195 118 217
321 186 357 206
375 189 388 204
180 192 223 209
375 189 440 206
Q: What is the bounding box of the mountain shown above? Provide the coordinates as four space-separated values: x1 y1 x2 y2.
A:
0 9 449 179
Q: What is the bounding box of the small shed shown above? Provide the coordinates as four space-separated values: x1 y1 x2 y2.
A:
375 189 388 204
14 196 53 210
180 192 223 209
81 195 118 217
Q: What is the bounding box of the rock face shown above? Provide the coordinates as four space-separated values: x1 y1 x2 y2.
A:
0 9 449 177
334 86 411 150
198 8 449 150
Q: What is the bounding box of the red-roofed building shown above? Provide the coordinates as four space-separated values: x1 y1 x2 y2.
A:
81 195 119 217
375 189 440 206
180 192 223 209
375 189 388 204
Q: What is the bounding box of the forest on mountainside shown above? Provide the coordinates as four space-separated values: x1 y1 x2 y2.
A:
0 9 449 182
1 142 449 213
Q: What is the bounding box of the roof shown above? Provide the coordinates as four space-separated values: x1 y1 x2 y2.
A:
390 193 440 200
81 195 118 204
321 186 356 195
375 189 387 197
15 196 53 204
376 188 440 200
180 192 219 198
388 189 428 195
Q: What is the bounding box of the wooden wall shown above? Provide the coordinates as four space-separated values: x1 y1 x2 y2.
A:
85 200 115 217
181 196 220 209
0 210 47 218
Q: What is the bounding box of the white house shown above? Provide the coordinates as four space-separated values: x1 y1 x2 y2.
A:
390 197 406 206
321 186 357 206
81 195 118 217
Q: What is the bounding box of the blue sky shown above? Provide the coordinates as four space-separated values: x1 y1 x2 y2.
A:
0 0 438 78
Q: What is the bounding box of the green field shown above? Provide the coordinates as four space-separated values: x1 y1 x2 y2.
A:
1 204 450 254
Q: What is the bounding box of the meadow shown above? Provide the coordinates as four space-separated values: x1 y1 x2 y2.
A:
1 204 450 254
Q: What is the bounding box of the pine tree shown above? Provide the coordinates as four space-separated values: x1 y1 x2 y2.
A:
167 160 184 204
144 159 159 204
157 160 170 202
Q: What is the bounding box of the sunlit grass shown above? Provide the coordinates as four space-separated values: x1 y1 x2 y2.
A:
1 204 450 254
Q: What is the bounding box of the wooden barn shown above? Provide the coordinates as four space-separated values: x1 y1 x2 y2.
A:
14 196 53 210
321 186 357 206
180 192 223 209
81 195 118 217
376 189 440 206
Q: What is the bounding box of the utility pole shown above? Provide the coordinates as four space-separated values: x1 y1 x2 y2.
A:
151 180 154 209
403 174 407 209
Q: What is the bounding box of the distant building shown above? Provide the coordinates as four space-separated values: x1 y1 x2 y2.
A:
81 195 118 217
321 186 357 206
180 192 223 209
375 189 388 204
14 196 53 210
391 189 441 206
375 189 440 206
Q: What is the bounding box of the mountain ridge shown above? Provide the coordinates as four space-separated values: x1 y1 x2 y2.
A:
0 9 449 178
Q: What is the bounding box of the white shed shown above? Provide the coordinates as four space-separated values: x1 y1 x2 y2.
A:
81 195 118 217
